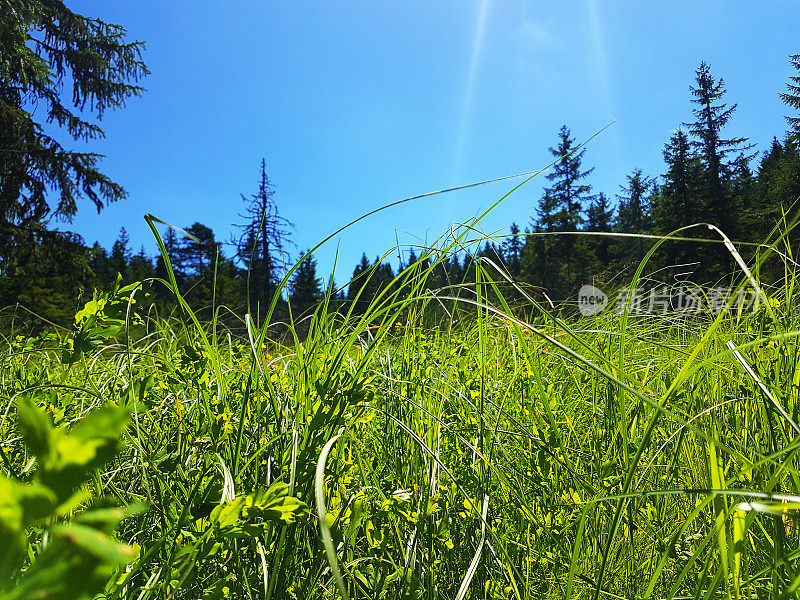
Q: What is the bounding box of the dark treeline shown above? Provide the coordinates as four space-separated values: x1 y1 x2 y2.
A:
2 39 800 327
0 157 331 327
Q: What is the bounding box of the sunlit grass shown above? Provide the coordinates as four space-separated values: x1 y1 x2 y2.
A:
2 212 800 599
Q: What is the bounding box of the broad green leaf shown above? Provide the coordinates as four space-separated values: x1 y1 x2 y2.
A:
7 523 137 600
37 407 130 502
75 298 105 324
0 478 23 533
210 482 308 535
245 481 308 524
50 522 138 563
75 502 148 535
13 481 57 526
0 478 26 588
211 496 246 530
70 406 131 442
15 398 53 458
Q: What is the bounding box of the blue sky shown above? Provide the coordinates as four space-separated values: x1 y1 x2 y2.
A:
64 1 799 281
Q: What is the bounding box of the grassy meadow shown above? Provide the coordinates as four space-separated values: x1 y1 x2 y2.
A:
2 215 800 600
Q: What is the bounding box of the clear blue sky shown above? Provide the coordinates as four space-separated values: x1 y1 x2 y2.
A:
64 1 799 282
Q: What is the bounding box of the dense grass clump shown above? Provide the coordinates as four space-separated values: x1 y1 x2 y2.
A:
2 218 800 599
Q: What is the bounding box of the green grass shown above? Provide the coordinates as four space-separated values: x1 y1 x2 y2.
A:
2 211 800 599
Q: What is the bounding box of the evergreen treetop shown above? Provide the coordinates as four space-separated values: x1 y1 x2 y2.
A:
541 125 593 231
0 2 148 245
585 192 614 233
236 159 294 311
289 250 323 314
615 169 655 234
684 62 753 233
781 54 800 139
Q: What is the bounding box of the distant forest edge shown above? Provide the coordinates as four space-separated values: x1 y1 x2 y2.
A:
1 3 799 328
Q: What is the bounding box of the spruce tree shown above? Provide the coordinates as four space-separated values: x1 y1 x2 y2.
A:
446 253 464 283
780 54 800 139
0 3 148 261
541 125 593 231
236 159 293 314
615 169 655 261
615 169 654 235
154 227 184 282
375 259 396 297
347 256 395 313
759 138 786 175
652 129 703 233
290 251 323 314
585 192 614 266
535 191 561 232
347 253 373 313
684 62 753 235
532 125 594 297
128 247 154 283
109 227 131 280
751 136 800 245
520 232 550 290
586 192 614 233
179 223 219 276
406 247 418 269
88 242 113 290
649 129 707 275
501 222 523 277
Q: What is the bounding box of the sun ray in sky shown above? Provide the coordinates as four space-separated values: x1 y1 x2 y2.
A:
587 0 612 117
587 0 623 167
452 0 490 187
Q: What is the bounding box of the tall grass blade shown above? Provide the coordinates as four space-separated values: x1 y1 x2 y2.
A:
315 430 349 600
